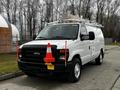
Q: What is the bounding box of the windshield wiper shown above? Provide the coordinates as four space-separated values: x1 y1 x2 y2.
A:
36 37 48 40
36 36 75 40
50 36 72 39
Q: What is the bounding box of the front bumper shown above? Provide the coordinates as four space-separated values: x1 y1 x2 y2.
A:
18 60 72 75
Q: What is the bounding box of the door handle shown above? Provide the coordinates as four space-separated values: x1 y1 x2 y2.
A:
89 46 90 50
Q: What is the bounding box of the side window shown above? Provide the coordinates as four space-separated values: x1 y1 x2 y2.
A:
81 24 88 35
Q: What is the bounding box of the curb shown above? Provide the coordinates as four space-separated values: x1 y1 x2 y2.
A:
0 71 24 81
110 74 120 90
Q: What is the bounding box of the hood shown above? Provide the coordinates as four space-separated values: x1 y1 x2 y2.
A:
20 40 74 49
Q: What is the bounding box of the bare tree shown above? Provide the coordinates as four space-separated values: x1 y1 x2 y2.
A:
96 0 106 24
45 0 53 23
11 0 18 25
69 0 75 15
104 0 120 38
0 1 3 13
77 0 83 17
1 0 11 23
81 0 92 20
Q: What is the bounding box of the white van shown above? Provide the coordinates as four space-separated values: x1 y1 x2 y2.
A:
18 19 105 82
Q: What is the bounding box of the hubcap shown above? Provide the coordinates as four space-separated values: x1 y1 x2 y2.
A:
74 63 80 79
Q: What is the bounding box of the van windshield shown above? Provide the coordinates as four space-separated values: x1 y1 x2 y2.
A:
36 24 79 40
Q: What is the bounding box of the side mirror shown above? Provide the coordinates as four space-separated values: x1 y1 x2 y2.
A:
89 31 95 40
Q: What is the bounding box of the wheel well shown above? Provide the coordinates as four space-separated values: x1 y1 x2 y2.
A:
72 54 82 64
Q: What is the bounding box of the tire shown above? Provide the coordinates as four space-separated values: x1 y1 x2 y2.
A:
95 51 103 65
68 58 81 82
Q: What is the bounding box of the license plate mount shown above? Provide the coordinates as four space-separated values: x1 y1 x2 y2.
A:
47 65 54 70
45 63 55 70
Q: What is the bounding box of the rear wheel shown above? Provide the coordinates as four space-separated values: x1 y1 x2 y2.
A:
68 58 81 82
95 51 103 65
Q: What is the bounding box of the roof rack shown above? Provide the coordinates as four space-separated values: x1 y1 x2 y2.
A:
85 21 103 28
47 17 103 28
47 21 59 26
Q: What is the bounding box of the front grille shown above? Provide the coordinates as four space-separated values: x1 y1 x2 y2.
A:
20 45 62 63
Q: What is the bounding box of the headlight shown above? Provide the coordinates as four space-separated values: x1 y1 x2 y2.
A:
59 49 69 60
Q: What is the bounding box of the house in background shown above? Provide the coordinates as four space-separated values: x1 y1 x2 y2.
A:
0 15 12 53
0 15 20 53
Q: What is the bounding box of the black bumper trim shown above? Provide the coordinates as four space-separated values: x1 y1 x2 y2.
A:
18 60 72 75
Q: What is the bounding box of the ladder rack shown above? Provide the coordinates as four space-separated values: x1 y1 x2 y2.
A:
47 18 103 28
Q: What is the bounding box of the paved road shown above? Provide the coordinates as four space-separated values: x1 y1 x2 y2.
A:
0 46 120 90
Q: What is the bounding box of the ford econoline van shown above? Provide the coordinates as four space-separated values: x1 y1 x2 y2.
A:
18 19 105 82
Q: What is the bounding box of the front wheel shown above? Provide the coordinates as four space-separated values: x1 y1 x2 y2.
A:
68 58 81 82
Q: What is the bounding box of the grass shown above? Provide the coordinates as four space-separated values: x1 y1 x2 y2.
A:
111 42 120 46
0 53 19 75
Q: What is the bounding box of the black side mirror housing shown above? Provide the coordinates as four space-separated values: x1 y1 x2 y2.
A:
89 31 95 40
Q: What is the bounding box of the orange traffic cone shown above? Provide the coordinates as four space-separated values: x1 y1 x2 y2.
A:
44 43 55 63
